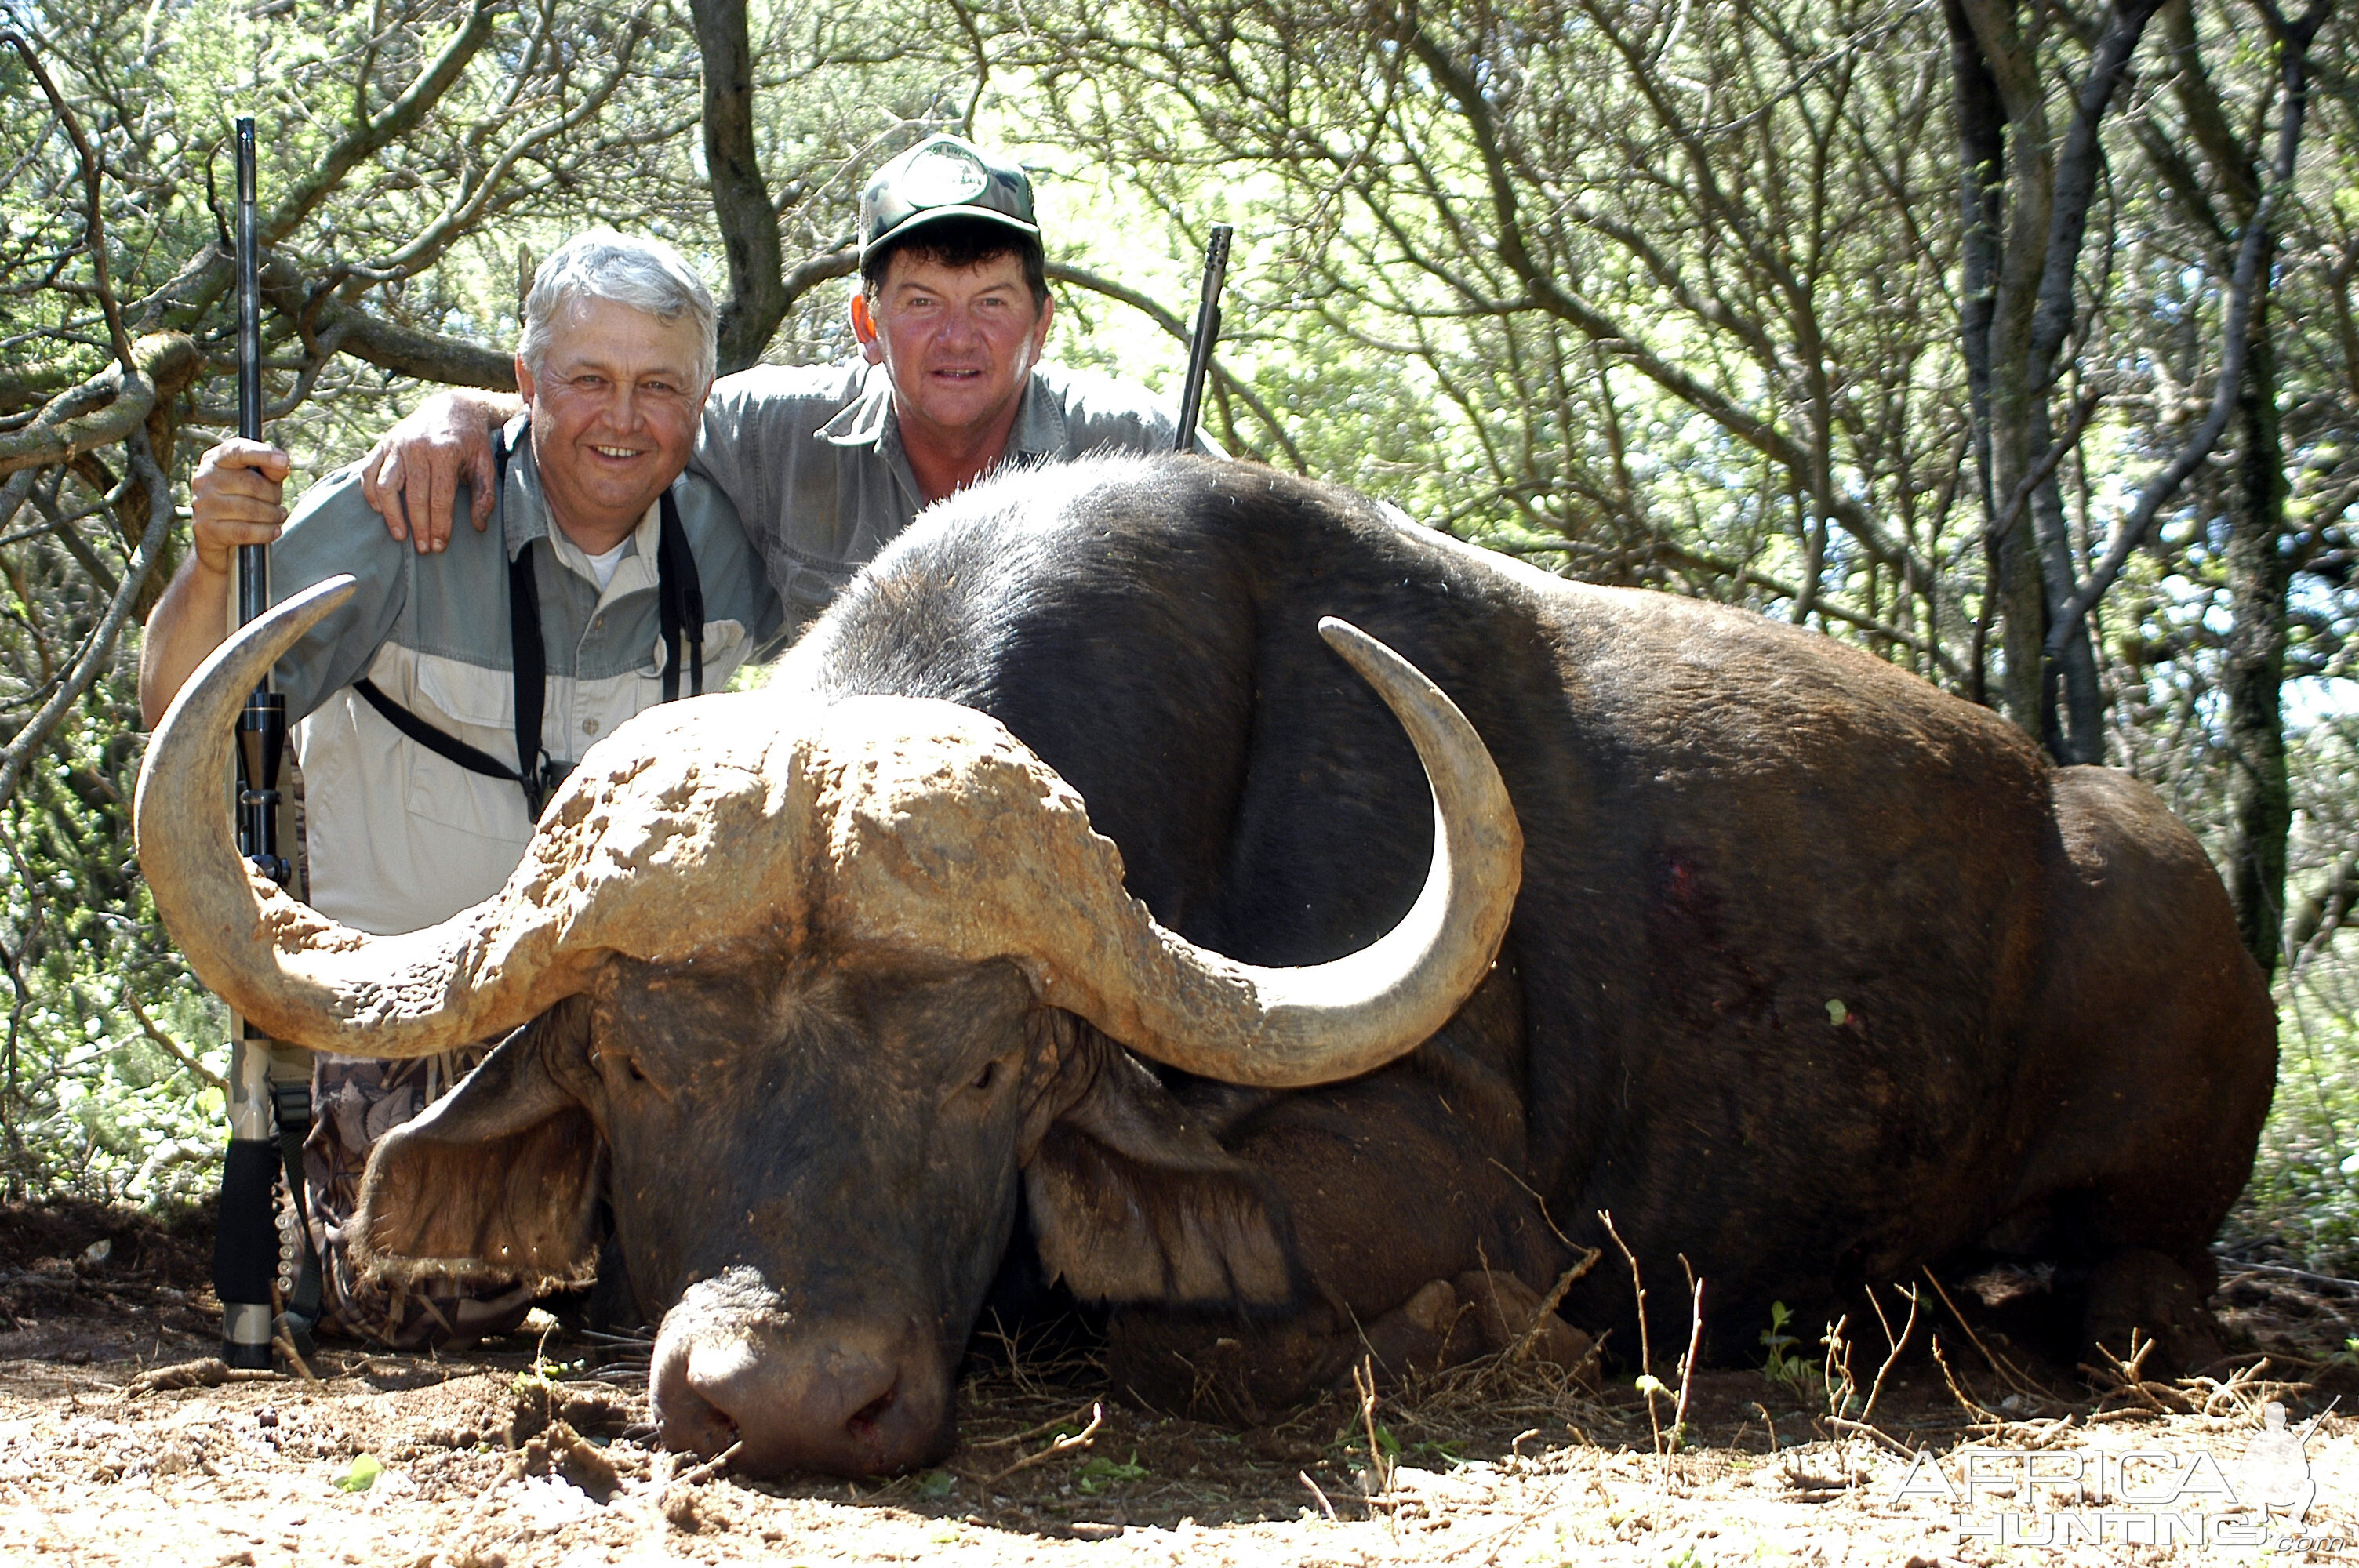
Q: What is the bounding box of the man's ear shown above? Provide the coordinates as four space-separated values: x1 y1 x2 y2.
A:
1028 290 1055 357
849 292 885 365
514 350 538 402
1021 1014 1298 1309
350 998 602 1291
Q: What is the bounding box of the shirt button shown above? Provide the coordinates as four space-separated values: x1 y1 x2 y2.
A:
582 717 600 736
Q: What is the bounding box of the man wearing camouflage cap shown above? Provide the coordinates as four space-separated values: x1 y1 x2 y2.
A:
361 135 1208 634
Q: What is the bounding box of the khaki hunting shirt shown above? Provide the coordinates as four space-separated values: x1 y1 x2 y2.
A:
268 419 781 935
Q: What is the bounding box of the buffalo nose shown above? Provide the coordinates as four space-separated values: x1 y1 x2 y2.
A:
649 1271 952 1478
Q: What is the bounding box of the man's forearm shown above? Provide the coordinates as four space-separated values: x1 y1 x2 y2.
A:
453 389 525 426
138 557 234 728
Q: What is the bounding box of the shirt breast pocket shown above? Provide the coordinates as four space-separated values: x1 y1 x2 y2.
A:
396 654 535 837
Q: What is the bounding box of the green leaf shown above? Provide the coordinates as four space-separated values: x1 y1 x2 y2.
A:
915 1468 955 1498
1074 1453 1148 1494
333 1453 383 1493
1634 1373 1667 1396
1826 999 1848 1025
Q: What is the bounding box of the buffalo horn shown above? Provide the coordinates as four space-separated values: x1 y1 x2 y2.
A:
811 618 1522 1089
143 586 1518 1088
1052 617 1520 1086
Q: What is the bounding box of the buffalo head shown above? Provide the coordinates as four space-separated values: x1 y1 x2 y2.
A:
136 575 1521 1476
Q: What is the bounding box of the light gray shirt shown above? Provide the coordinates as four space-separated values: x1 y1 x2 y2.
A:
270 420 780 933
690 359 1195 633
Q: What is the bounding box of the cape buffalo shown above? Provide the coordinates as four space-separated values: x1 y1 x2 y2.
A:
138 453 2276 1479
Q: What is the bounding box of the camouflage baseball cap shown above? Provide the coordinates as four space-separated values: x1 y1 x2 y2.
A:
859 135 1040 261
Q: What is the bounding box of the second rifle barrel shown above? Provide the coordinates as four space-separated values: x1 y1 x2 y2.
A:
1173 223 1233 454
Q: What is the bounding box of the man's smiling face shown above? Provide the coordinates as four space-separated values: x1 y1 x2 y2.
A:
860 249 1053 450
518 294 707 553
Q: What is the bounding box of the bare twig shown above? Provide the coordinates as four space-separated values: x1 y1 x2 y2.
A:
1352 1356 1394 1501
121 990 225 1091
2083 1331 2199 1414
1506 1246 1601 1366
1821 1312 1857 1421
1672 1256 1704 1447
674 1440 743 1486
1929 1333 2003 1424
2226 1260 2359 1296
1823 1415 1916 1458
1919 1267 2061 1403
271 1334 318 1385
1598 1210 1664 1454
970 1399 1100 1448
981 1401 1102 1488
1858 1283 1921 1428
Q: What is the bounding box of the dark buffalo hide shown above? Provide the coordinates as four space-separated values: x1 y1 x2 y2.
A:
361 454 2275 1472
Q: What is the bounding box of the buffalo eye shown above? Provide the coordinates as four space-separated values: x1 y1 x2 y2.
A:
966 1049 1023 1095
596 1047 648 1085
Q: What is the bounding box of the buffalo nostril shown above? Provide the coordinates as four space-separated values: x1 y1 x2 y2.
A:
845 1383 898 1440
660 1378 740 1457
652 1325 745 1459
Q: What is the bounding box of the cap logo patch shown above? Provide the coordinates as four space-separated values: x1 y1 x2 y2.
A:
903 144 990 209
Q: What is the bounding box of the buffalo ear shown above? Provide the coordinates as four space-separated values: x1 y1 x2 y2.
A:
1022 1019 1297 1308
349 999 603 1291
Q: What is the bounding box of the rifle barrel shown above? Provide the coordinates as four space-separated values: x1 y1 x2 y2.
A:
234 118 267 624
1173 224 1233 453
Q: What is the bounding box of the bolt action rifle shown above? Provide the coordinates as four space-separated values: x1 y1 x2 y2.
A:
214 118 319 1368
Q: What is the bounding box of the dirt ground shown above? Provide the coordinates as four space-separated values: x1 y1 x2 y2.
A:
7 1203 2359 1567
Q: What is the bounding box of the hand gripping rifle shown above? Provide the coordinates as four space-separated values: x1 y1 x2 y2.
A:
214 118 318 1368
1172 223 1232 454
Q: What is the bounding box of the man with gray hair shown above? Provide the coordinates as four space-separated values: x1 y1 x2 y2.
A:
140 229 780 1346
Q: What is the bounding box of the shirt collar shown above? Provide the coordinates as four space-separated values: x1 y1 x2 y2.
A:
498 415 549 562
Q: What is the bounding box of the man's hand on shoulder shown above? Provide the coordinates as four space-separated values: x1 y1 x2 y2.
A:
189 438 292 574
358 389 517 554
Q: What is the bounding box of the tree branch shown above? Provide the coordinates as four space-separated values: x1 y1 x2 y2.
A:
258 260 514 390
2048 0 2326 655
264 0 502 243
2 30 133 376
0 334 195 477
0 426 173 804
1400 21 1939 601
689 0 789 373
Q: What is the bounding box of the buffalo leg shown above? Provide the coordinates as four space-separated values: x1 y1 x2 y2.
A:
2080 1247 2228 1379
